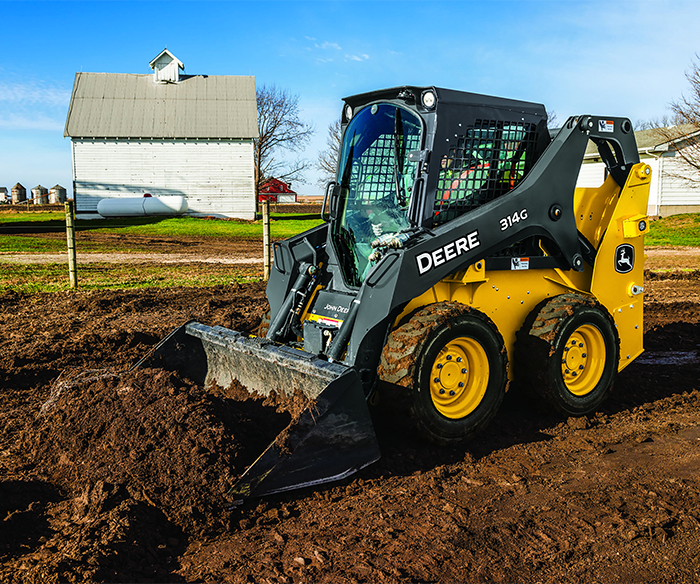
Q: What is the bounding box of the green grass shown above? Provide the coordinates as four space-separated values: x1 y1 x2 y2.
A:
0 211 67 222
0 208 316 291
4 209 699 247
0 236 67 253
0 212 323 239
84 215 323 239
2 207 698 293
0 262 263 293
0 211 324 254
646 214 700 246
0 211 70 252
0 233 179 254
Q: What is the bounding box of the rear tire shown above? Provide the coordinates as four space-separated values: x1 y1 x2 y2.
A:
515 294 619 416
379 304 507 444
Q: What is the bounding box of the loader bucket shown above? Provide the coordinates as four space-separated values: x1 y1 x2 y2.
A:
132 322 381 499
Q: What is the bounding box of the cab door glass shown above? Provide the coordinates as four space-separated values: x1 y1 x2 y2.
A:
334 103 422 286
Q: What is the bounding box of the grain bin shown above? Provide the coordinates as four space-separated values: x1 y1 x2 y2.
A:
11 183 26 204
32 185 49 204
49 184 67 204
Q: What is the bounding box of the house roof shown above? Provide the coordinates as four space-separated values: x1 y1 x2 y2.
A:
64 72 258 139
260 178 297 194
584 124 700 158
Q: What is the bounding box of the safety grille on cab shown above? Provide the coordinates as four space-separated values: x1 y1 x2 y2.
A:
434 119 541 226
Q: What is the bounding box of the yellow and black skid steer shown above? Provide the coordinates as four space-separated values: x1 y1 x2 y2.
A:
136 86 652 499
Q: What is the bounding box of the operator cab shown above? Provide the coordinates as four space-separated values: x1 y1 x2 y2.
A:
328 87 550 288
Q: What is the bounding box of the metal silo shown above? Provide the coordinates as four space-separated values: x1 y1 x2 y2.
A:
31 185 49 204
49 184 67 204
11 183 26 204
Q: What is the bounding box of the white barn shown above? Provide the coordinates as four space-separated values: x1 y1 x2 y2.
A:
64 49 258 218
577 127 700 218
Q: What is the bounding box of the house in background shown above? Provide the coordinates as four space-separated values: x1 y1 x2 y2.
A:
577 126 700 217
258 178 297 203
64 49 258 218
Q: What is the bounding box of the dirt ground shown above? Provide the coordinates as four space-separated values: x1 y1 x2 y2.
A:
1 241 700 583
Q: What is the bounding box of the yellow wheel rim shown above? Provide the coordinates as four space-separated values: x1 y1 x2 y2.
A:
430 336 489 419
561 324 606 396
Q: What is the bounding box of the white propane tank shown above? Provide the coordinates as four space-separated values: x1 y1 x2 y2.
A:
97 196 188 217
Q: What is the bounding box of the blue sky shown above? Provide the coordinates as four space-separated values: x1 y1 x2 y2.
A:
1 0 699 196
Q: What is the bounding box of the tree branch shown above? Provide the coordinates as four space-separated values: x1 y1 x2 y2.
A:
254 84 315 197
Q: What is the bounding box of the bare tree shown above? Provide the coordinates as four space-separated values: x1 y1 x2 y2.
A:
315 119 342 189
649 56 700 185
255 84 314 198
633 118 665 131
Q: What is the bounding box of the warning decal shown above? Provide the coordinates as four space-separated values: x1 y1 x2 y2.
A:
511 257 530 270
599 120 615 133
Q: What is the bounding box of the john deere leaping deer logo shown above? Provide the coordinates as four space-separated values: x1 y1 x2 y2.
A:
615 244 635 274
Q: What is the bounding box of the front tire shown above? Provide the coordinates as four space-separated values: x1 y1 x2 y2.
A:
379 303 507 444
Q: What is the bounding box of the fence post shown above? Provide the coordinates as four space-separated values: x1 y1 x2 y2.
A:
262 200 271 281
65 200 78 288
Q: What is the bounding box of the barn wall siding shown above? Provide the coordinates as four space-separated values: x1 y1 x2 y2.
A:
72 139 255 219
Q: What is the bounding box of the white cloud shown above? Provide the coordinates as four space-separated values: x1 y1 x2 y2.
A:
304 37 343 56
301 35 372 69
0 81 71 107
0 77 69 132
345 54 369 62
0 113 65 132
0 79 69 132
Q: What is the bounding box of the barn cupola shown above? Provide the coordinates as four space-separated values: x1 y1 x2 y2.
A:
149 49 184 83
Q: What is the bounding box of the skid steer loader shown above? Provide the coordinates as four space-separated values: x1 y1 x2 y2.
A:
136 86 652 499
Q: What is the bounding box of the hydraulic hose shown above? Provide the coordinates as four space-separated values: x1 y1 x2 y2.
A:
266 262 313 341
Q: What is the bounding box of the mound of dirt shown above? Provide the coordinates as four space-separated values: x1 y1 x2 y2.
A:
23 367 291 535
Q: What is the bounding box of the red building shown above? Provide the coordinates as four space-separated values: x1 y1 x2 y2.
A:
258 178 297 203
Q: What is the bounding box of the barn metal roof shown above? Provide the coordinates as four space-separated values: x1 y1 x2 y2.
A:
64 72 258 139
